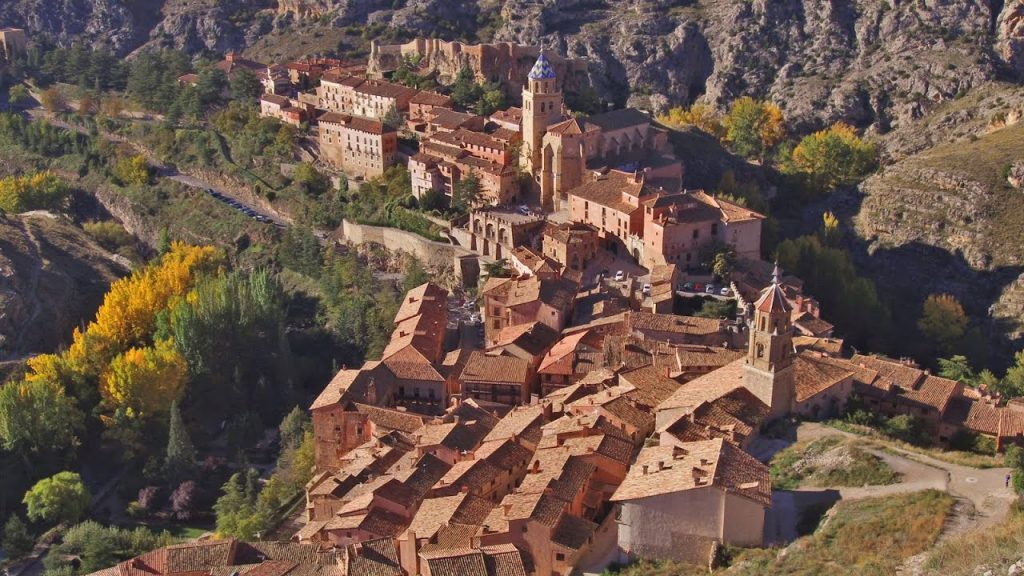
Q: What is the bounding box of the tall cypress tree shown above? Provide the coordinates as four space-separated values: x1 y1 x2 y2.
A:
165 401 196 485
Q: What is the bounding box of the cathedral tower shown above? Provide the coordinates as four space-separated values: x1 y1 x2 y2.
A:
743 262 796 421
521 51 563 178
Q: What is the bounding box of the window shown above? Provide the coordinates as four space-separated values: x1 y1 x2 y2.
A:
711 223 718 235
521 526 528 533
692 229 699 239
556 553 565 562
756 343 765 358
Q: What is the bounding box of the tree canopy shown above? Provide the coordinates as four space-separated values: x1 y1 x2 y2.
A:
23 471 92 525
918 294 969 357
723 97 785 160
789 122 877 193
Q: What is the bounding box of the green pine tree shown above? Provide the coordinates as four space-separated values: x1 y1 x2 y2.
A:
2 515 34 560
165 401 197 485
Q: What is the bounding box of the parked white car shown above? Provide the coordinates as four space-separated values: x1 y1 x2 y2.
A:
614 270 626 281
642 283 652 295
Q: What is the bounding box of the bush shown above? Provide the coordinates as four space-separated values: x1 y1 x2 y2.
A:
23 471 92 525
2 515 35 560
883 414 930 446
0 171 71 214
112 155 150 186
83 220 135 252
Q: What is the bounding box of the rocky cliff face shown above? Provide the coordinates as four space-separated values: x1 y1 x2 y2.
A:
0 213 128 358
850 120 1024 351
4 0 1019 132
492 0 1009 132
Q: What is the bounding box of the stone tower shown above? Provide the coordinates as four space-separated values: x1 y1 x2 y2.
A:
743 262 795 421
521 51 563 181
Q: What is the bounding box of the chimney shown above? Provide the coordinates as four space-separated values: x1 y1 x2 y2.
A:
460 485 469 493
641 464 649 475
502 502 512 515
657 461 665 471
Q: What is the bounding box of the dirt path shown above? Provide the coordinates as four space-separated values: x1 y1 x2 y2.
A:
794 423 1017 574
797 422 1015 528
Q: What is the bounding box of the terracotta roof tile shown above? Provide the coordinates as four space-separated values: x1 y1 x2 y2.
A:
567 173 644 215
410 91 453 106
611 439 770 506
420 548 488 576
628 311 723 337
460 352 530 384
661 388 768 446
794 352 855 403
657 359 749 411
480 545 529 576
551 514 597 551
407 493 495 540
354 403 428 433
346 538 402 576
482 405 546 445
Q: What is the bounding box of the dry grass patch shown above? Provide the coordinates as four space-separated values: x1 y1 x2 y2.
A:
770 436 901 490
603 491 954 576
923 501 1024 575
725 490 954 576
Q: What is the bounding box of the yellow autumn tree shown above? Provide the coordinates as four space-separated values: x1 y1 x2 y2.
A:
918 294 969 356
102 339 188 417
723 97 786 160
790 122 877 193
72 242 222 358
0 172 69 213
657 103 725 139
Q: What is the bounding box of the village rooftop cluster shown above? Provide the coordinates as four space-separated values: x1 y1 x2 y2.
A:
80 37 1024 576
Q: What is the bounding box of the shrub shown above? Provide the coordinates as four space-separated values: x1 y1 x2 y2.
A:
0 171 70 214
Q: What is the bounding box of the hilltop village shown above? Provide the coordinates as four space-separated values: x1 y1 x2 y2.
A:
173 40 1024 574
1 30 1019 576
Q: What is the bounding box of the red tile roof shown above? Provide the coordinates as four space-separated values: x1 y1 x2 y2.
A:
611 438 770 506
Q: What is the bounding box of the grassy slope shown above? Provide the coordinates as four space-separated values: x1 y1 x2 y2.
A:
606 491 954 576
769 436 900 490
924 502 1024 575
727 490 953 576
912 123 1024 267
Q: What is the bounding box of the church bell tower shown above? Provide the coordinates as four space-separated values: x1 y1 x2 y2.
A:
520 50 563 178
744 262 796 421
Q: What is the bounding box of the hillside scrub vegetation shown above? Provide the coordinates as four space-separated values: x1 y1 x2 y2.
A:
602 491 953 575
769 436 900 490
923 500 1024 575
0 171 70 214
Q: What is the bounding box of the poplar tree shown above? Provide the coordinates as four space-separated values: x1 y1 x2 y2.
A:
165 400 197 485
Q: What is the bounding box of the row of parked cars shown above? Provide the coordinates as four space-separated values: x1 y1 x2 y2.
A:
680 282 733 297
607 269 733 298
205 188 275 224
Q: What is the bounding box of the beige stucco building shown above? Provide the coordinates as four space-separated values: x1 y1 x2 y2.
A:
642 190 765 270
611 439 770 565
318 112 398 179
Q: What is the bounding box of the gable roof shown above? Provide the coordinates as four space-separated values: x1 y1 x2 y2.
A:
794 352 855 403
460 352 531 384
611 438 770 506
585 108 650 132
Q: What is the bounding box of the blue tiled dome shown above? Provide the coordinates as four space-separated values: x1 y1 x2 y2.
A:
528 52 557 80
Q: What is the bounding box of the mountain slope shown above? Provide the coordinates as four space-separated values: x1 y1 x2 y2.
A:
0 213 129 358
